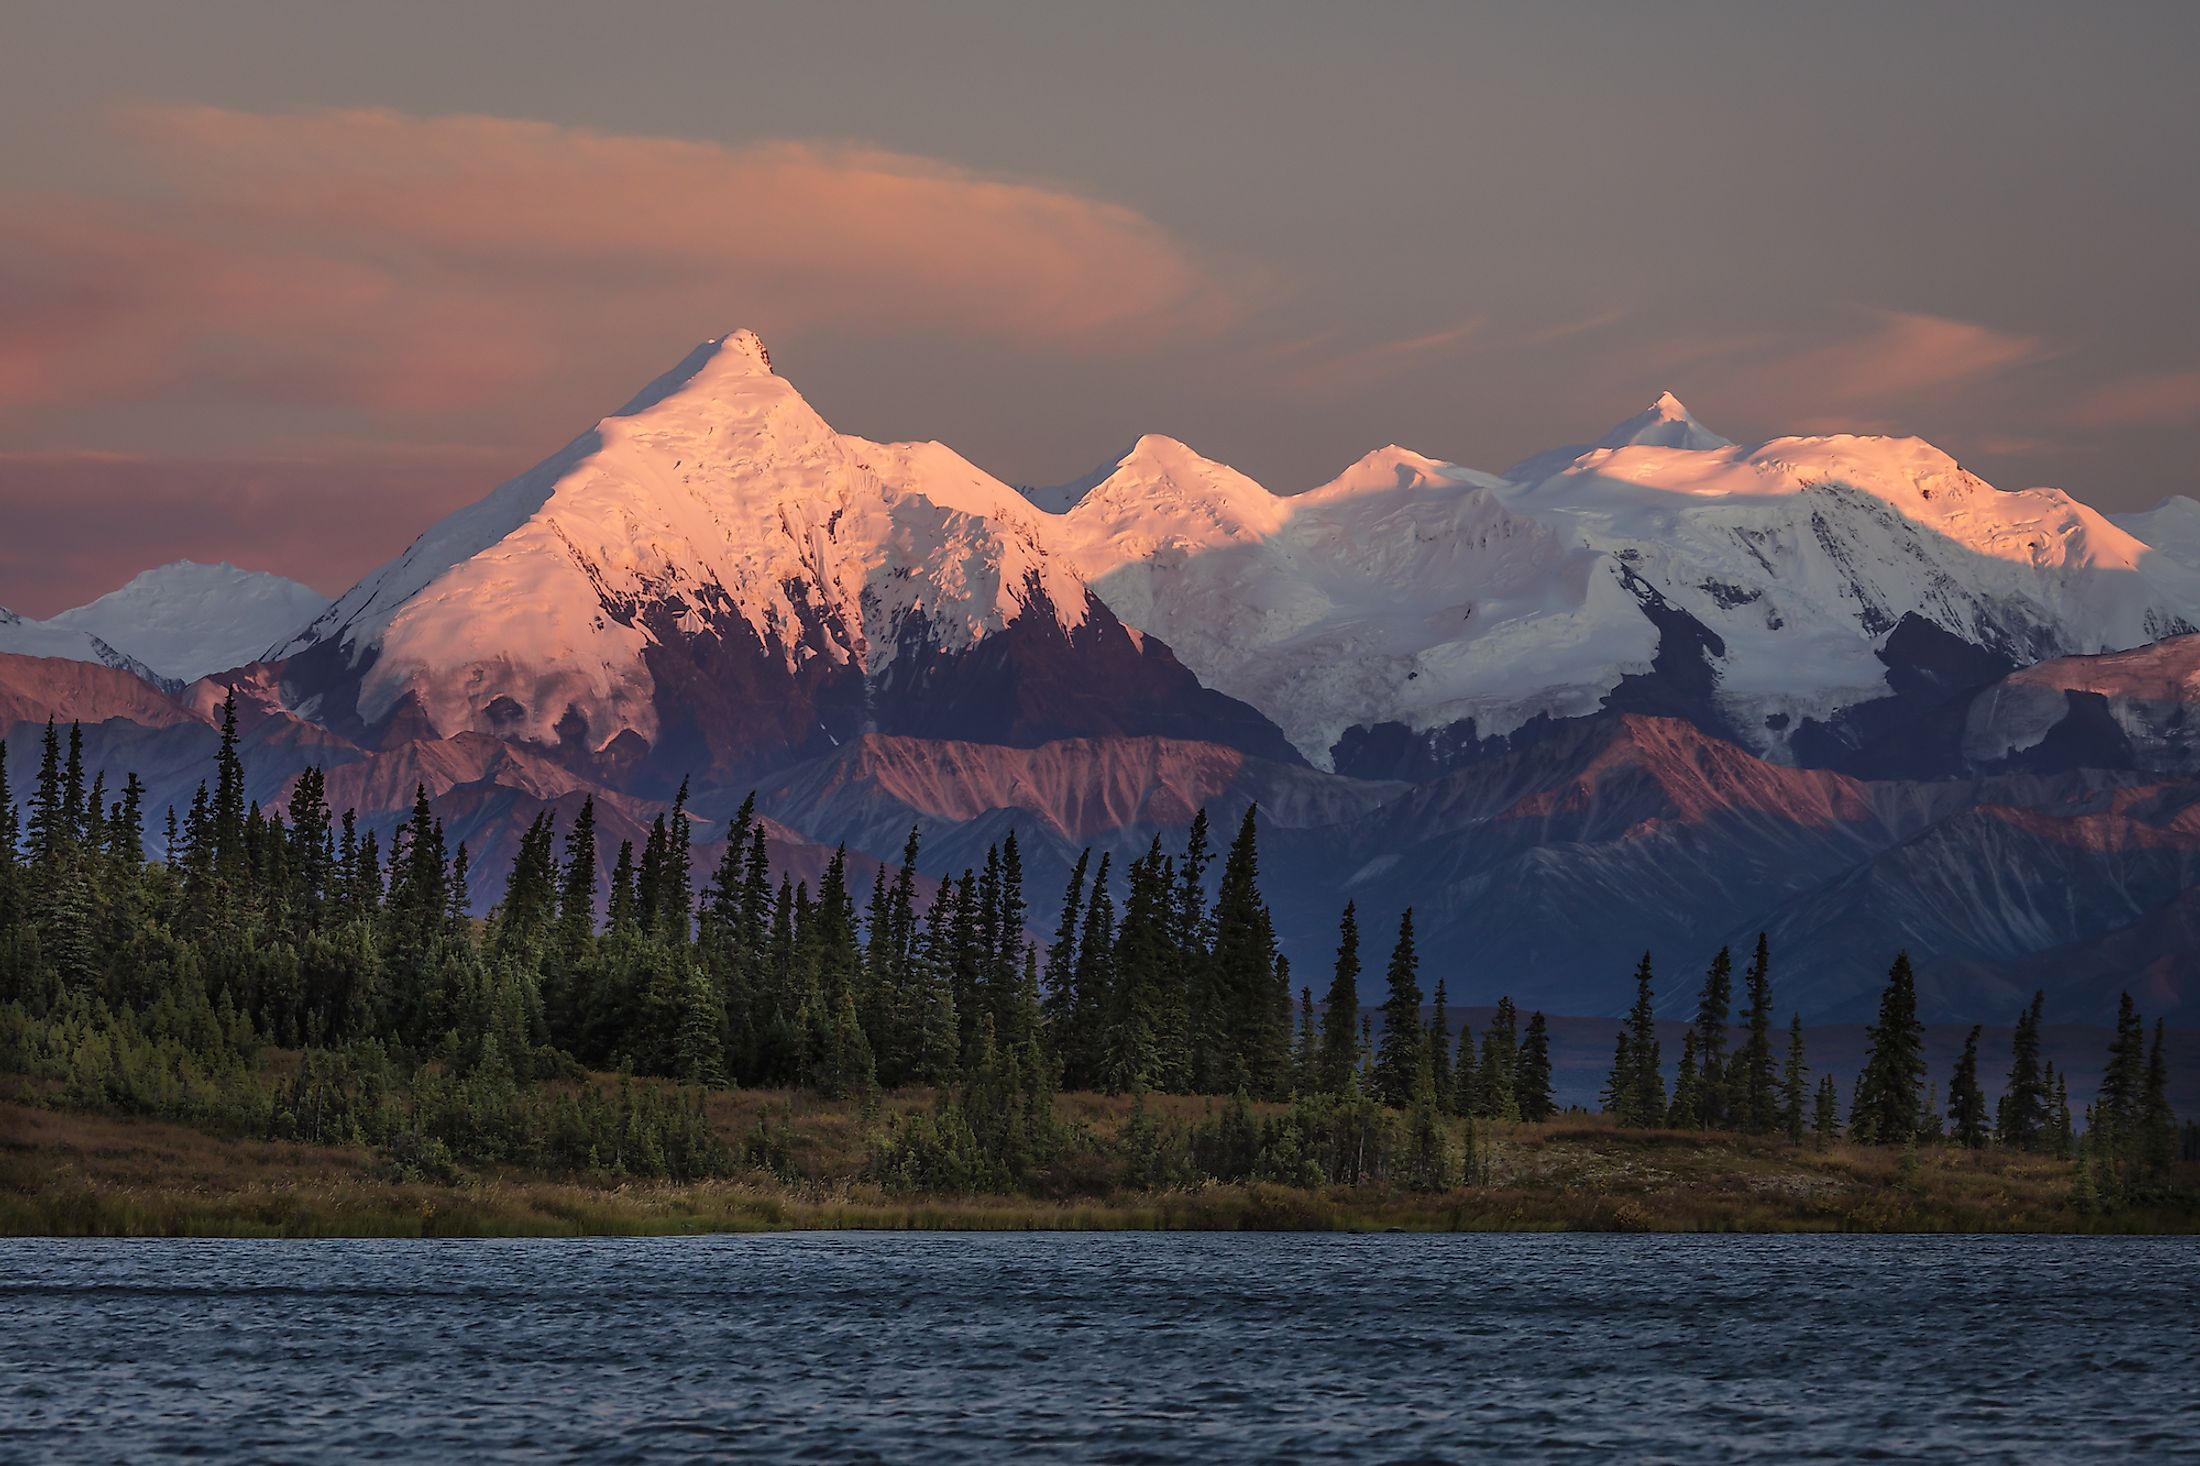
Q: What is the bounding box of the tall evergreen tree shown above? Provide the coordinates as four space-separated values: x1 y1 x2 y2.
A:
1371 910 1425 1107
1779 1013 1809 1144
1997 990 2048 1150
1292 986 1319 1094
1946 1025 1990 1149
1063 853 1116 1092
1317 902 1362 1095
1516 1011 1555 1122
2141 1018 2177 1174
1473 996 1519 1120
1733 934 1777 1132
1851 952 1925 1145
557 797 599 960
1040 850 1089 1061
1617 952 1664 1128
1201 806 1285 1095
1811 1073 1842 1146
1428 976 1452 1100
1690 946 1733 1129
2095 992 2148 1162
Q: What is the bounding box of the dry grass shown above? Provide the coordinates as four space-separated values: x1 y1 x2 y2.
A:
6 1098 2195 1238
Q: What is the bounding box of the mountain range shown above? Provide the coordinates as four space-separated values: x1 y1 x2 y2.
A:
7 329 2199 1025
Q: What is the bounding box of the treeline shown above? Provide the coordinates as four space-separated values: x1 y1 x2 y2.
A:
0 702 1521 1189
1599 945 2185 1204
0 701 2187 1201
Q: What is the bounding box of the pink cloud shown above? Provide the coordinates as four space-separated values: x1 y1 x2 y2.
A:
1767 309 2047 404
0 106 1245 421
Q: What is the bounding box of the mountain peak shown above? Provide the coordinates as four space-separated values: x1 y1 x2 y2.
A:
713 329 774 375
610 329 780 418
1595 391 1731 452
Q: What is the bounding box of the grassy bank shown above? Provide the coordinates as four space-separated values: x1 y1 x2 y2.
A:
7 1093 2194 1237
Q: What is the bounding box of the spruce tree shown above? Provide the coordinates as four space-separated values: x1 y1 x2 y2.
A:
1669 1030 1701 1128
1947 1025 1989 1149
1851 951 1925 1145
2047 1068 2074 1156
1292 986 1318 1094
1040 850 1089 1064
1202 807 1284 1096
1516 1011 1555 1122
1691 946 1732 1129
1811 1073 1841 1146
1428 977 1451 1099
1064 853 1116 1092
1317 902 1362 1096
2141 1019 2177 1174
1473 996 1519 1120
1602 1030 1634 1119
1371 910 1425 1107
1997 991 2048 1150
1733 934 1776 1132
557 797 599 960
2096 992 2148 1162
1779 1013 1808 1144
1622 952 1664 1128
1452 1020 1477 1117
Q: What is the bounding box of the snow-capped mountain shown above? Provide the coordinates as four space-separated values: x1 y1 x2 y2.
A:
13 331 2200 1021
46 561 329 683
1048 397 2200 773
271 332 1294 787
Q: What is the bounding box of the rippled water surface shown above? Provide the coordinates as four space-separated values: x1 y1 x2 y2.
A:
3 1233 2196 1462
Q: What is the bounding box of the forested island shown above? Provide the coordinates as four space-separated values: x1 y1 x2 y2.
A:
5 700 2195 1235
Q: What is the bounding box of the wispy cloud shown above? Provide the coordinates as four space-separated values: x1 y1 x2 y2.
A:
0 105 1251 418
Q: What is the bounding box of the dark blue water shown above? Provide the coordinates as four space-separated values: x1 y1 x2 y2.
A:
2 1234 2195 1462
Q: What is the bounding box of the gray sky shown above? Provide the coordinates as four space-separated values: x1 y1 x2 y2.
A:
3 0 2197 611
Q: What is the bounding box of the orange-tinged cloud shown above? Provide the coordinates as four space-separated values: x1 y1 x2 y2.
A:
2068 368 2200 429
0 106 1240 419
1596 309 2047 440
1777 309 2046 402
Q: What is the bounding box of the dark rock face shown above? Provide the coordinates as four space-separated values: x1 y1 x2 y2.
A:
869 582 1303 767
1788 614 2021 777
1328 587 1740 781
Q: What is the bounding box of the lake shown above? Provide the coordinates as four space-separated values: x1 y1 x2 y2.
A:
3 1233 2194 1461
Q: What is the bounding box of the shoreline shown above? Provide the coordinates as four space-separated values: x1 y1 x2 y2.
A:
9 1101 2195 1239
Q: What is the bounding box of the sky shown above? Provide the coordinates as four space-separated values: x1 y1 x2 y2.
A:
3 0 2198 614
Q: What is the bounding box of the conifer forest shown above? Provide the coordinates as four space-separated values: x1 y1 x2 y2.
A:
3 700 2191 1217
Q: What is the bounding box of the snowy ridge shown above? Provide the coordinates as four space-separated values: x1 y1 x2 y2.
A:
277 332 1093 749
2113 496 2200 575
0 605 176 691
1053 404 2200 768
